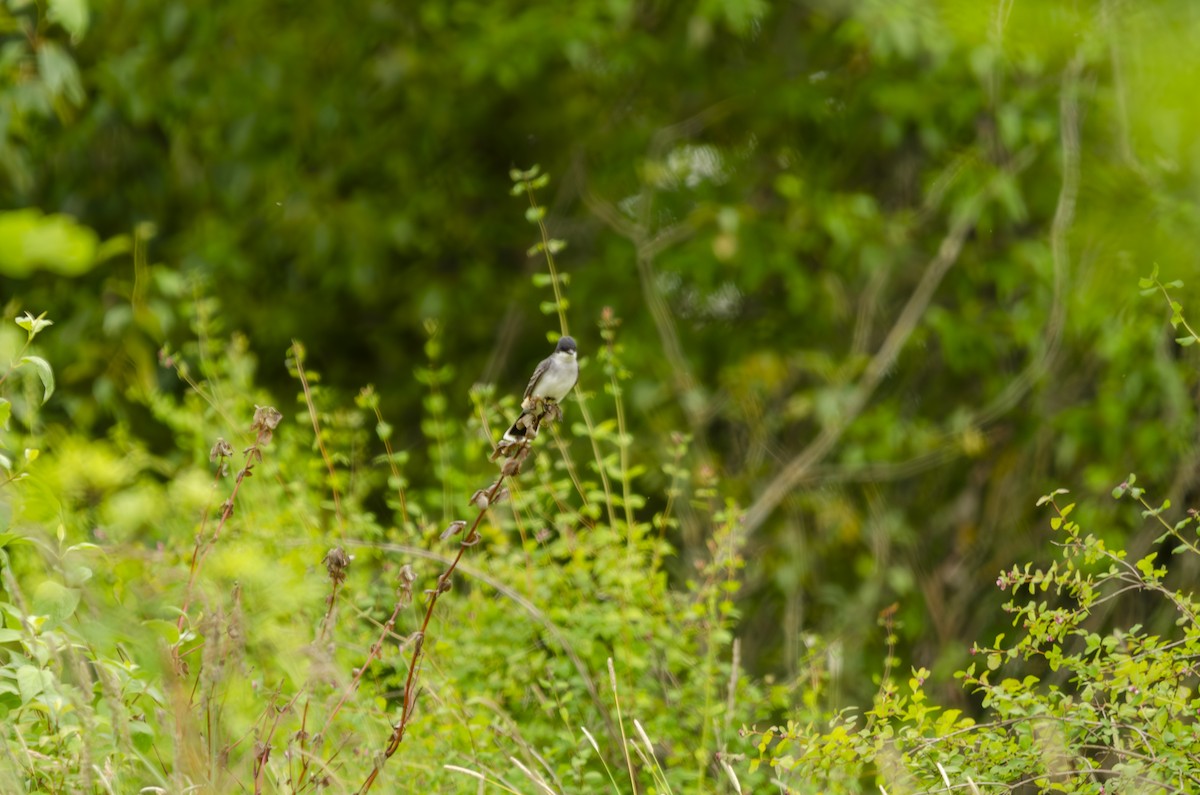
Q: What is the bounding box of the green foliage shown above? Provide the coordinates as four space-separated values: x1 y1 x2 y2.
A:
753 483 1200 793
16 0 1193 708
0 286 781 792
5 0 1200 790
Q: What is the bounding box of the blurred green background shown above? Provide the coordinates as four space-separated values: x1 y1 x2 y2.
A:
3 0 1200 776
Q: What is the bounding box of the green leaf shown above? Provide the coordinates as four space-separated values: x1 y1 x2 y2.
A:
33 581 80 627
36 41 85 106
0 398 9 430
20 356 54 404
47 0 89 39
14 311 53 337
1176 336 1197 347
1166 280 1185 289
129 720 156 752
95 234 132 264
0 210 98 277
16 665 42 705
0 628 22 643
141 619 182 646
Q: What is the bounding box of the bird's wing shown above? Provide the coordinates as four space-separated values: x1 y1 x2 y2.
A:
523 356 552 400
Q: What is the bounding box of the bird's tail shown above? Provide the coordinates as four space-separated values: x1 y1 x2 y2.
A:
504 411 539 442
491 410 541 460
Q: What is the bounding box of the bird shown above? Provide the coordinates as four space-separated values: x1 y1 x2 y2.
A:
495 336 578 453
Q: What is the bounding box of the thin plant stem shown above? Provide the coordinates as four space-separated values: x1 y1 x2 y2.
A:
366 390 412 531
604 326 636 553
524 184 568 338
176 412 280 644
356 474 510 793
571 389 618 531
550 426 594 524
607 658 639 795
291 341 345 534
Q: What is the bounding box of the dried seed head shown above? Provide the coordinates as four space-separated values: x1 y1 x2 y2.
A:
210 438 235 477
492 436 530 462
251 405 283 444
210 438 234 461
500 457 523 477
470 489 491 510
492 488 510 505
397 564 415 606
323 546 352 584
440 520 467 541
254 740 271 763
252 405 283 432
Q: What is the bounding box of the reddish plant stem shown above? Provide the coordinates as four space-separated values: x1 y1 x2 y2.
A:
322 597 406 732
253 691 302 794
177 461 252 633
175 421 276 674
177 469 223 630
173 405 281 700
356 474 509 794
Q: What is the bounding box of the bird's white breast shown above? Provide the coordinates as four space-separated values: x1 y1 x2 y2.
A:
533 352 578 400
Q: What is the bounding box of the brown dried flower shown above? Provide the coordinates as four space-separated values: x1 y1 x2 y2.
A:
440 520 467 541
323 546 352 584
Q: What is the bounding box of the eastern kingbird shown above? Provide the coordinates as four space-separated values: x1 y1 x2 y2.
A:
496 336 578 452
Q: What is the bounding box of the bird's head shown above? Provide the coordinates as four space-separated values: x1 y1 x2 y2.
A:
555 336 577 356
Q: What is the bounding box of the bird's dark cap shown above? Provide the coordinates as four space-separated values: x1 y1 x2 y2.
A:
555 336 577 354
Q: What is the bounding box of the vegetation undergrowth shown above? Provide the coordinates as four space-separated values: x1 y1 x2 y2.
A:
752 268 1200 793
1 165 1198 795
0 170 774 793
